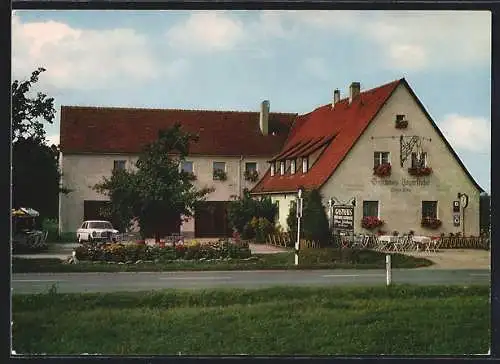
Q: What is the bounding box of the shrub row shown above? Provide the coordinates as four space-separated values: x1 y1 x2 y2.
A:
74 239 251 263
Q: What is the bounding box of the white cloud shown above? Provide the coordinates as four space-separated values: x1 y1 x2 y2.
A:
260 10 490 71
166 11 245 52
12 13 184 90
362 11 491 71
439 114 490 153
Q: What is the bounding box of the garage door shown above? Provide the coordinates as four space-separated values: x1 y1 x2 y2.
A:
194 201 232 238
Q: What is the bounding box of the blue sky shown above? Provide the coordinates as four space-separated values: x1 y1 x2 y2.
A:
12 10 491 192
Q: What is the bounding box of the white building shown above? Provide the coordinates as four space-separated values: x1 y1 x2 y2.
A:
251 79 483 237
58 104 297 237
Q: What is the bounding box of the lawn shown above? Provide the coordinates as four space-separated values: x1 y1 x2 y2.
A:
12 285 490 355
12 249 433 273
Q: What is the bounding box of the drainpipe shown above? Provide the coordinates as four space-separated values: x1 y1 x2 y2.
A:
238 155 243 198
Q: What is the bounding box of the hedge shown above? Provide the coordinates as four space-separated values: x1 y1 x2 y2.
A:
74 239 252 263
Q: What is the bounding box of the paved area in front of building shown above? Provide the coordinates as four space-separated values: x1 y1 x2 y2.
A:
403 249 490 270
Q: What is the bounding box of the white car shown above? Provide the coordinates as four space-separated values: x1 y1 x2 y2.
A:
76 220 119 244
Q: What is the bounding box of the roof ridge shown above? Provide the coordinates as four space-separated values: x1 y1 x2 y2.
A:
61 105 298 116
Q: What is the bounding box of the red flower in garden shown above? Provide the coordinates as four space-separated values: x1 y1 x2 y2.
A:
373 163 391 177
361 216 384 230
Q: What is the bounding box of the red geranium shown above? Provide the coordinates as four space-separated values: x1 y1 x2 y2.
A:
373 163 391 177
362 216 384 229
408 167 432 176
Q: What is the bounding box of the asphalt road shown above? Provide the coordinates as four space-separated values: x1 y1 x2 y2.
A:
11 269 490 294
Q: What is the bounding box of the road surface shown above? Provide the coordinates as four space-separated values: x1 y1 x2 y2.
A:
11 269 490 294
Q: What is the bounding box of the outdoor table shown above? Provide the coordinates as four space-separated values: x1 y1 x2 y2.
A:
377 235 397 251
412 236 431 251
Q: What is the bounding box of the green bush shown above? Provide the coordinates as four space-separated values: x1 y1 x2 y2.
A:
74 240 252 263
250 217 274 243
228 190 278 239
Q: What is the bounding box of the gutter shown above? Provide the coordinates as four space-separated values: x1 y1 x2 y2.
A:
238 155 243 198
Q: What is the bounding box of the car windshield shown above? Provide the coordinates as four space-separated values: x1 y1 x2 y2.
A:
88 222 113 229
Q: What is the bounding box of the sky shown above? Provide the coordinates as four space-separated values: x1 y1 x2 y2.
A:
11 10 491 192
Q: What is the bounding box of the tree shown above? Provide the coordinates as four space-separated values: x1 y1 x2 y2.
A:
12 67 56 143
94 123 214 242
11 68 65 221
287 189 330 246
227 189 278 239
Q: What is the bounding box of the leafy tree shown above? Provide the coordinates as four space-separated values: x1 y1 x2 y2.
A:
11 68 66 221
94 123 213 242
227 189 278 239
12 67 56 143
287 189 330 246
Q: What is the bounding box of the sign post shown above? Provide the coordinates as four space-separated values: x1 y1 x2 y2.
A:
386 254 392 286
295 188 304 266
331 199 355 246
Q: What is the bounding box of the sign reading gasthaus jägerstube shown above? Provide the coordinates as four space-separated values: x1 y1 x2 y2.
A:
333 205 354 230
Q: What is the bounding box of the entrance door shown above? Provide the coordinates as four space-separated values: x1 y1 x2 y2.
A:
194 201 232 238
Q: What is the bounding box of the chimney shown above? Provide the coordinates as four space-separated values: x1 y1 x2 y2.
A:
332 89 340 108
349 82 361 104
260 100 270 136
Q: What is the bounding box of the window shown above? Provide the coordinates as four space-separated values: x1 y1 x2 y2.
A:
411 152 427 168
422 201 438 219
396 114 406 122
88 221 113 229
373 152 390 168
113 160 126 171
245 162 257 173
302 157 309 173
290 159 296 174
270 162 275 176
363 201 379 218
280 161 285 175
181 161 194 174
213 161 226 180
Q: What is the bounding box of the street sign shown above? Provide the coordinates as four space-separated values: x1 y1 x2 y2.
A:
453 214 460 226
453 200 460 213
296 198 303 218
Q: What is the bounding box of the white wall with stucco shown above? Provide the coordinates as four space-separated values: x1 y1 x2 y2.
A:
320 83 481 236
59 153 269 234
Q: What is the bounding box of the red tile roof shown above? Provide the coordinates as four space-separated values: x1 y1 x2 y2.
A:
251 79 402 193
60 106 297 156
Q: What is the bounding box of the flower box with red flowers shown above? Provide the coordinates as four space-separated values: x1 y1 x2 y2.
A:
373 163 392 177
395 119 408 129
244 169 259 182
421 217 442 229
361 216 384 229
408 166 432 176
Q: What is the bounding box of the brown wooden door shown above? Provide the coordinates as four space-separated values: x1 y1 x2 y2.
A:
194 201 231 238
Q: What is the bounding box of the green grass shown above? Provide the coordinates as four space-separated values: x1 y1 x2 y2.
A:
12 249 433 273
12 285 490 355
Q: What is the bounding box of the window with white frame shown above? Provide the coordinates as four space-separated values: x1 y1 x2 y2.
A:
270 162 275 176
213 161 226 180
373 152 390 168
245 162 257 173
181 161 194 174
422 201 438 219
362 201 379 218
302 157 309 173
411 152 427 168
290 159 296 174
280 161 285 175
113 160 126 171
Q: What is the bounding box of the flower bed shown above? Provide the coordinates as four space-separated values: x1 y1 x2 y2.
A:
74 239 251 263
421 217 442 229
408 167 432 176
373 163 391 177
361 216 384 230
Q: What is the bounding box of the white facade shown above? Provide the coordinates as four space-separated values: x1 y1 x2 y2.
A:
59 154 268 234
262 83 481 236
